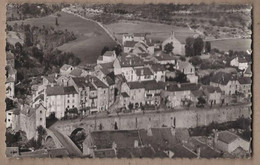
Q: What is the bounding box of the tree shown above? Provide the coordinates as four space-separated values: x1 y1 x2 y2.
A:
205 41 211 53
189 56 202 67
197 97 206 107
180 56 186 61
164 42 174 53
113 44 122 56
55 17 59 26
173 72 188 83
101 46 109 55
193 37 204 56
128 102 134 110
185 37 194 57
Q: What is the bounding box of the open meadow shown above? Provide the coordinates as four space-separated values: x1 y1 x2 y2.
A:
210 38 252 52
7 11 117 64
105 20 197 43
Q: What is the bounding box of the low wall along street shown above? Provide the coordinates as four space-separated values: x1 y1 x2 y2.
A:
55 104 251 137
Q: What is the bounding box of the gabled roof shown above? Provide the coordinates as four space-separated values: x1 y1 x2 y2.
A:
244 65 252 75
44 75 57 83
127 81 144 89
60 64 73 71
70 68 83 77
238 77 252 84
218 131 239 144
210 72 237 85
151 64 165 72
91 130 142 149
99 62 114 69
124 41 138 47
103 51 115 57
202 85 222 94
121 92 130 98
120 54 144 67
142 80 165 90
134 67 153 76
177 61 194 70
165 83 201 92
46 86 78 96
155 51 176 61
87 76 108 89
71 77 89 88
105 76 115 86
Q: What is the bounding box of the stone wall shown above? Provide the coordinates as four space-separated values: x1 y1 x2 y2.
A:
55 104 251 136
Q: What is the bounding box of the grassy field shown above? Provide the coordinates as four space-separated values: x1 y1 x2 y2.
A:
105 20 197 43
210 38 252 52
7 11 117 64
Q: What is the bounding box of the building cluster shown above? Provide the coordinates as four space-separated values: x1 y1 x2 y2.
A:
5 32 252 145
82 127 250 158
5 51 17 99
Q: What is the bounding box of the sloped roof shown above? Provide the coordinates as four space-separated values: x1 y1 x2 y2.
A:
60 64 73 71
103 51 115 57
71 77 89 88
134 67 153 76
237 57 248 63
6 77 15 83
70 68 83 77
165 83 201 92
177 61 194 70
133 33 146 37
121 92 130 98
142 80 165 90
218 131 239 144
88 76 108 89
94 149 116 158
151 64 165 72
44 75 57 83
127 81 144 89
105 76 115 86
244 65 252 75
46 86 78 96
124 41 138 47
91 130 142 149
120 54 144 67
155 51 176 61
238 77 252 84
171 144 197 158
202 85 222 94
210 72 237 85
99 62 114 69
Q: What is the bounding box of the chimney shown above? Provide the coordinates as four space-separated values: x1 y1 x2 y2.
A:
177 83 181 88
214 129 219 148
170 126 176 136
196 147 201 158
134 140 139 148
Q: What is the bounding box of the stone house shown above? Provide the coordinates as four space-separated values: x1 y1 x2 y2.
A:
214 131 250 154
154 51 176 65
162 83 200 108
121 82 145 108
142 80 164 106
44 85 79 119
97 51 117 64
133 67 154 82
60 64 74 76
150 64 166 82
230 57 248 71
175 61 195 75
162 32 185 56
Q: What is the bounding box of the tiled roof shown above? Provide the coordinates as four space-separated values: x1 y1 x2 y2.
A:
191 90 205 97
151 64 165 72
94 149 116 158
99 62 114 69
120 54 144 67
91 130 142 149
72 77 89 88
88 76 108 89
124 41 138 47
134 67 153 76
177 61 193 70
165 83 200 92
218 131 239 144
121 92 130 98
34 94 44 103
133 33 146 37
127 81 144 89
103 51 115 57
44 75 57 83
155 51 176 61
105 76 115 86
171 144 197 158
46 86 78 96
202 85 222 93
60 64 73 71
70 68 83 77
142 80 165 90
238 77 252 84
210 72 237 85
